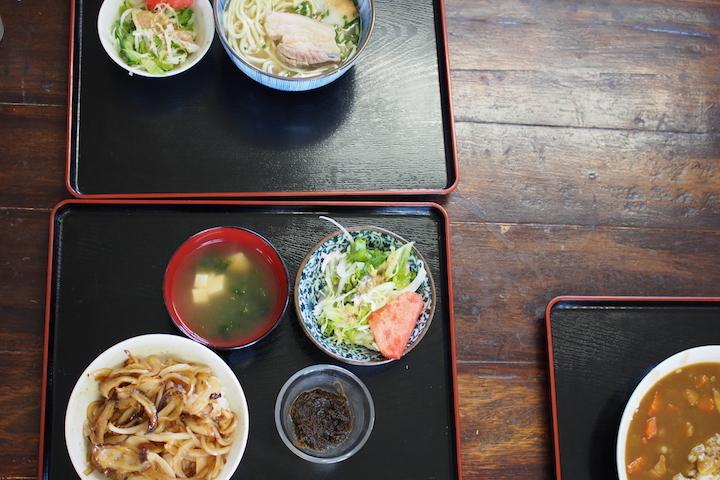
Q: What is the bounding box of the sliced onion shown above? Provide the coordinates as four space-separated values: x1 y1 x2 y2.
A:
108 421 149 435
200 435 231 457
147 452 177 478
143 432 193 443
99 375 136 398
91 400 116 444
131 390 158 432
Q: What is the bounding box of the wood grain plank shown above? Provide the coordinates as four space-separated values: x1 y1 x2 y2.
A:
458 362 552 479
0 209 48 353
0 0 70 105
450 122 720 228
447 219 720 364
447 0 720 133
0 350 42 480
0 104 68 208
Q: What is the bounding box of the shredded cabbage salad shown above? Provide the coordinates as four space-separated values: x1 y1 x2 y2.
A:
314 218 428 351
113 0 198 74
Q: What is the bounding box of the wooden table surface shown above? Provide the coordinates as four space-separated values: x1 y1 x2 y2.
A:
1 1 719 478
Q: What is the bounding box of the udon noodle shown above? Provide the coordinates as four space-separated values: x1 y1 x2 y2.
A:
223 0 361 77
84 352 238 480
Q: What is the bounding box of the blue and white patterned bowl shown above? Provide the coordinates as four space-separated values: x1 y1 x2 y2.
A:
213 0 375 91
294 226 436 366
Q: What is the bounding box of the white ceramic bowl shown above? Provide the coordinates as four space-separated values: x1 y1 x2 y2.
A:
97 0 215 78
65 334 249 480
616 345 720 479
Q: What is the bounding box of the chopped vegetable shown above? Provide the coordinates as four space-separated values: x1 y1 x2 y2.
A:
695 374 710 388
698 396 715 412
644 417 657 441
650 455 666 476
684 388 700 406
627 456 648 475
112 0 198 74
647 391 663 416
197 256 229 274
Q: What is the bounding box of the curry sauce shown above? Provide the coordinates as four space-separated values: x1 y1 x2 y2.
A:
626 363 720 479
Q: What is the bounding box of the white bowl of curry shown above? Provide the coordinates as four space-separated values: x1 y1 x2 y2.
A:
618 346 720 480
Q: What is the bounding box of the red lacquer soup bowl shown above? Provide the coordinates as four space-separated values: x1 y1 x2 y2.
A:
164 227 289 349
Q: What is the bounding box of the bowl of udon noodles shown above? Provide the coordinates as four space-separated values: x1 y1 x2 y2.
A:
214 0 375 91
65 334 249 480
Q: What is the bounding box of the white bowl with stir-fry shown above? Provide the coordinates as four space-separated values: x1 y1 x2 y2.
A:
214 0 376 91
97 0 215 77
65 334 249 480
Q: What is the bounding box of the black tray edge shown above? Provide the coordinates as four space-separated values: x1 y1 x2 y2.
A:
544 295 720 480
64 0 460 199
38 199 463 480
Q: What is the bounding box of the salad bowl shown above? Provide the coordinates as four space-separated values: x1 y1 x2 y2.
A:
97 0 215 78
295 225 436 366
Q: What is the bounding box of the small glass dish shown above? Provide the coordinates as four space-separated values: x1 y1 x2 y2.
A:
275 365 374 463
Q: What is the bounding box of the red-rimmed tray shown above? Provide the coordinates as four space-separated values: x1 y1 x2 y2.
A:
39 200 462 479
65 0 457 198
546 296 720 480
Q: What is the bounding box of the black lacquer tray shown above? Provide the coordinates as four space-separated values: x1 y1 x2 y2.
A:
39 200 461 479
66 0 457 197
546 296 720 480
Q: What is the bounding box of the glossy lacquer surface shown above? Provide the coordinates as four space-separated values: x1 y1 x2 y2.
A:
43 203 459 479
548 299 720 480
68 0 455 196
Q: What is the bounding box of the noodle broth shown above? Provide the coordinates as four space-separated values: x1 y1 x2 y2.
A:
222 0 362 78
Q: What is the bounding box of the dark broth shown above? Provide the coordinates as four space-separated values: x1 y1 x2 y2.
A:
172 242 280 346
626 362 720 479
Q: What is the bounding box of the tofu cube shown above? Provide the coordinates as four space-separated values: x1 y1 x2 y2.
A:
192 288 209 304
228 252 251 274
206 274 225 295
194 273 210 289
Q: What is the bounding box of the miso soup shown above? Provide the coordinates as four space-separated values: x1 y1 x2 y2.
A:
170 240 284 347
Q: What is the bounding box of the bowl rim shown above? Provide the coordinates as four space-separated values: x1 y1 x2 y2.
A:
616 345 720 479
64 333 249 480
96 0 216 78
274 364 375 463
293 225 437 366
163 226 290 350
212 0 376 82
